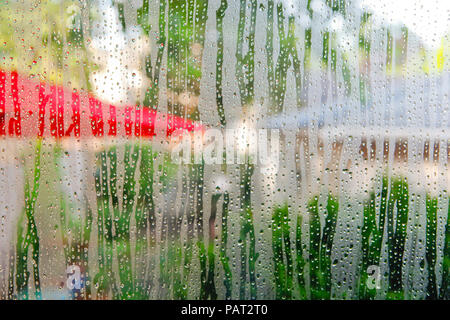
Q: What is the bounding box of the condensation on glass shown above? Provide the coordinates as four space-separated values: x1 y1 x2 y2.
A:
0 0 449 300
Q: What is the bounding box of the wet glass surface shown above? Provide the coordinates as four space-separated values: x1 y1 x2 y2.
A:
0 0 449 300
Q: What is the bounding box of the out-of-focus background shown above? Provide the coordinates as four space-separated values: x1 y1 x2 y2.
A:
0 0 449 300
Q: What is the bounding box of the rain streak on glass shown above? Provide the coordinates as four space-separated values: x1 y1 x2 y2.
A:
0 0 449 300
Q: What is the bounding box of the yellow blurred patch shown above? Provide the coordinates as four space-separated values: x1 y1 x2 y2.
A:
437 42 444 72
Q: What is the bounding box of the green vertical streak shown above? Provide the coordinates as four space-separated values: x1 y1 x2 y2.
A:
358 12 372 110
308 196 320 299
359 192 375 298
266 2 298 113
236 2 248 298
94 153 106 298
82 198 93 299
142 0 167 109
248 204 258 300
236 0 258 300
136 1 164 298
308 194 339 300
100 143 139 299
272 206 285 299
265 0 275 111
15 138 42 300
320 194 338 299
54 143 89 299
359 176 388 300
117 143 140 299
101 150 115 296
180 164 194 299
440 197 450 299
189 0 208 121
301 0 313 107
338 0 351 96
330 31 337 97
358 135 389 299
94 149 118 298
341 54 351 96
272 204 293 299
59 195 70 266
8 245 15 299
371 175 389 266
137 0 150 35
76 0 93 93
158 154 172 298
113 0 126 31
146 152 157 294
296 214 306 299
15 208 28 299
239 162 257 299
386 179 396 297
288 16 302 109
204 194 221 300
387 177 409 299
386 29 393 74
28 139 42 300
54 145 71 269
304 25 312 72
325 0 349 99
282 205 293 300
306 0 350 107
179 0 188 119
191 0 210 298
216 0 228 127
167 0 180 116
273 4 288 113
107 146 120 299
399 27 409 75
171 168 186 299
425 194 438 299
197 161 207 299
322 31 329 69
235 0 257 106
164 0 209 299
172 162 187 300
134 145 154 299
147 147 155 293
216 0 232 299
135 156 148 298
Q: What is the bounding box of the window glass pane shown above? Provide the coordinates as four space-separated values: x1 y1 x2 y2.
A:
0 0 449 300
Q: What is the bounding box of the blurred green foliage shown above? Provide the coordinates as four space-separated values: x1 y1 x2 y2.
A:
0 0 94 88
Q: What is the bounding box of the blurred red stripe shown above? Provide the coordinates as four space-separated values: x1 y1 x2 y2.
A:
0 69 202 139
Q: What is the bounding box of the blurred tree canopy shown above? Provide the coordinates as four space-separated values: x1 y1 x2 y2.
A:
0 0 95 89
